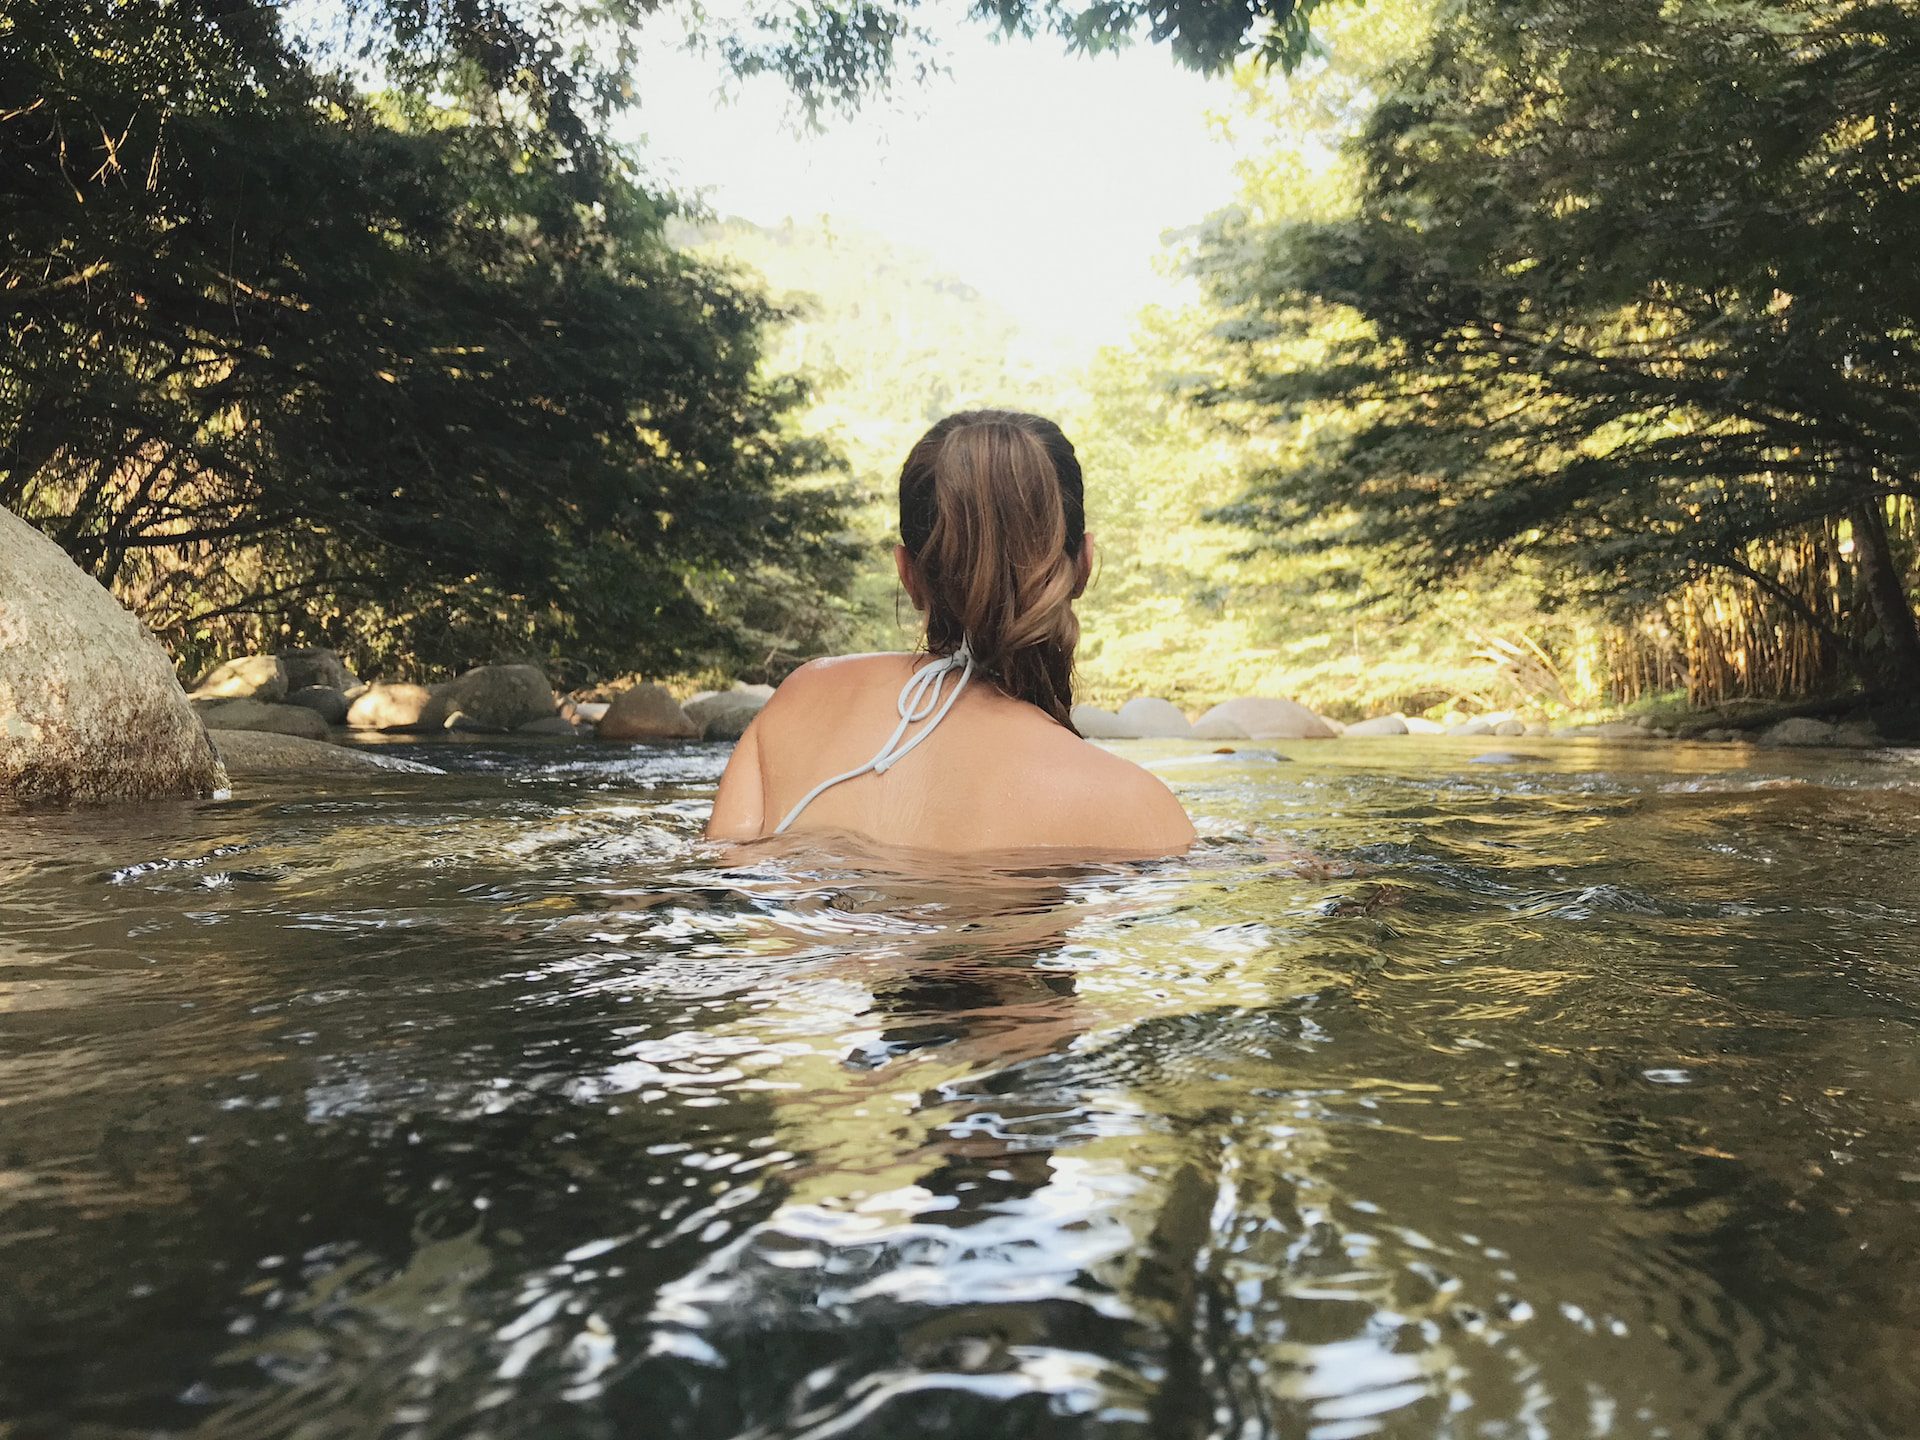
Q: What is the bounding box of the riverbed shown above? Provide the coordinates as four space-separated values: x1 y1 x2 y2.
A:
4 737 1919 1437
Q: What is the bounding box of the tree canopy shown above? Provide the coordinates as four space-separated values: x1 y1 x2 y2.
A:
1195 0 1920 706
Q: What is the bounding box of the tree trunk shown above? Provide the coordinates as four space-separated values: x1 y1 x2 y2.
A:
1851 498 1920 699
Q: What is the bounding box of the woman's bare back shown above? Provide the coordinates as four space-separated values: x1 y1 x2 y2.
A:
705 653 1194 857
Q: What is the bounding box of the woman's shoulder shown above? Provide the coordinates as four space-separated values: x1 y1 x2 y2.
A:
766 653 916 709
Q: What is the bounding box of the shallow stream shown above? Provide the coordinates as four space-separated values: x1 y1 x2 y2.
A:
4 737 1919 1438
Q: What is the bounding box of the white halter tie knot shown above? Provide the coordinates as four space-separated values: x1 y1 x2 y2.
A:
771 645 975 835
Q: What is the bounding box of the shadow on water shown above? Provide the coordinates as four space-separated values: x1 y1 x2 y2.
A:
3 737 1920 1437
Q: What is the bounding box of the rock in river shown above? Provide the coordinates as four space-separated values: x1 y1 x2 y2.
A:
1193 697 1339 741
424 663 556 733
1343 715 1410 737
597 683 698 741
279 647 356 693
189 655 288 704
1071 704 1134 739
211 730 440 776
193 697 330 741
346 683 434 732
685 688 767 741
1 505 226 803
1119 697 1195 738
286 685 350 725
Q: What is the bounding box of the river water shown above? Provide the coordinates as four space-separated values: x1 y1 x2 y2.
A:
3 736 1919 1439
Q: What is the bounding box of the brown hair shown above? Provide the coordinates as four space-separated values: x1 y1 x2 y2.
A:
898 410 1086 730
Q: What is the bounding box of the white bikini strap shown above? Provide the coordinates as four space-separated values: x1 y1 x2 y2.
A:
771 646 975 835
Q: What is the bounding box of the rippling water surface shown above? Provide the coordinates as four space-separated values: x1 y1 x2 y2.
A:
5 736 1920 1439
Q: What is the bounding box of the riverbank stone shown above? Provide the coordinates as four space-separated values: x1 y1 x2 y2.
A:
1194 697 1339 740
598 683 698 741
189 655 288 704
346 683 435 731
1343 715 1409 737
1119 697 1194 738
516 715 587 737
425 664 556 733
194 698 329 741
1 505 227 803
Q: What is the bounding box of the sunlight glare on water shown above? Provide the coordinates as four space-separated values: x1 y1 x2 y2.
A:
3 737 1920 1438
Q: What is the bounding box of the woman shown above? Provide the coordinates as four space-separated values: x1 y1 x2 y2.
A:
706 410 1194 857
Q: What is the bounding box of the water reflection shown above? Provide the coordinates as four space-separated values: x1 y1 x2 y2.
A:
2 739 1919 1437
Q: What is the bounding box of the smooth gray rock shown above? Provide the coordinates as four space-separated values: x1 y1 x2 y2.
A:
425 663 556 733
194 698 330 741
1119 697 1195 738
1342 715 1409 737
190 654 288 703
597 683 698 741
279 647 356 693
570 700 610 724
211 730 440 775
516 714 586 736
1402 717 1448 735
286 685 349 725
346 683 434 731
1071 704 1135 739
1 505 227 803
1470 751 1547 765
1193 696 1339 740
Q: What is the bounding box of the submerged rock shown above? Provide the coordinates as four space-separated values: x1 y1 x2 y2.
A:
1119 696 1194 738
425 663 556 733
189 655 287 704
1 506 226 803
194 698 329 741
210 730 441 775
597 683 698 741
1193 696 1339 740
516 714 586 737
345 683 434 732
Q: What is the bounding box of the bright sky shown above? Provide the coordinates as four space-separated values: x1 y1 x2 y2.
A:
621 17 1243 363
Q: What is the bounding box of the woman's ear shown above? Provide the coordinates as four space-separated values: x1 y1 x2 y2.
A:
894 544 927 611
1070 533 1095 599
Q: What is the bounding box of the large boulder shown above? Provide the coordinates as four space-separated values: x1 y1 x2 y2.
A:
1402 717 1448 735
285 685 350 725
194 698 330 741
685 688 767 741
1118 697 1194 738
189 655 287 703
345 683 435 732
424 663 556 733
279 647 357 693
597 683 698 741
1071 704 1134 739
1193 696 1339 741
1 506 226 803
1343 714 1409 737
210 730 440 776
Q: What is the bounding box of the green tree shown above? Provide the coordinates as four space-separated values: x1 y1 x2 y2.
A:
3 0 855 678
1197 0 1920 706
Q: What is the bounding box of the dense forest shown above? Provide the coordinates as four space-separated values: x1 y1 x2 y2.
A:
6 0 1917 725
